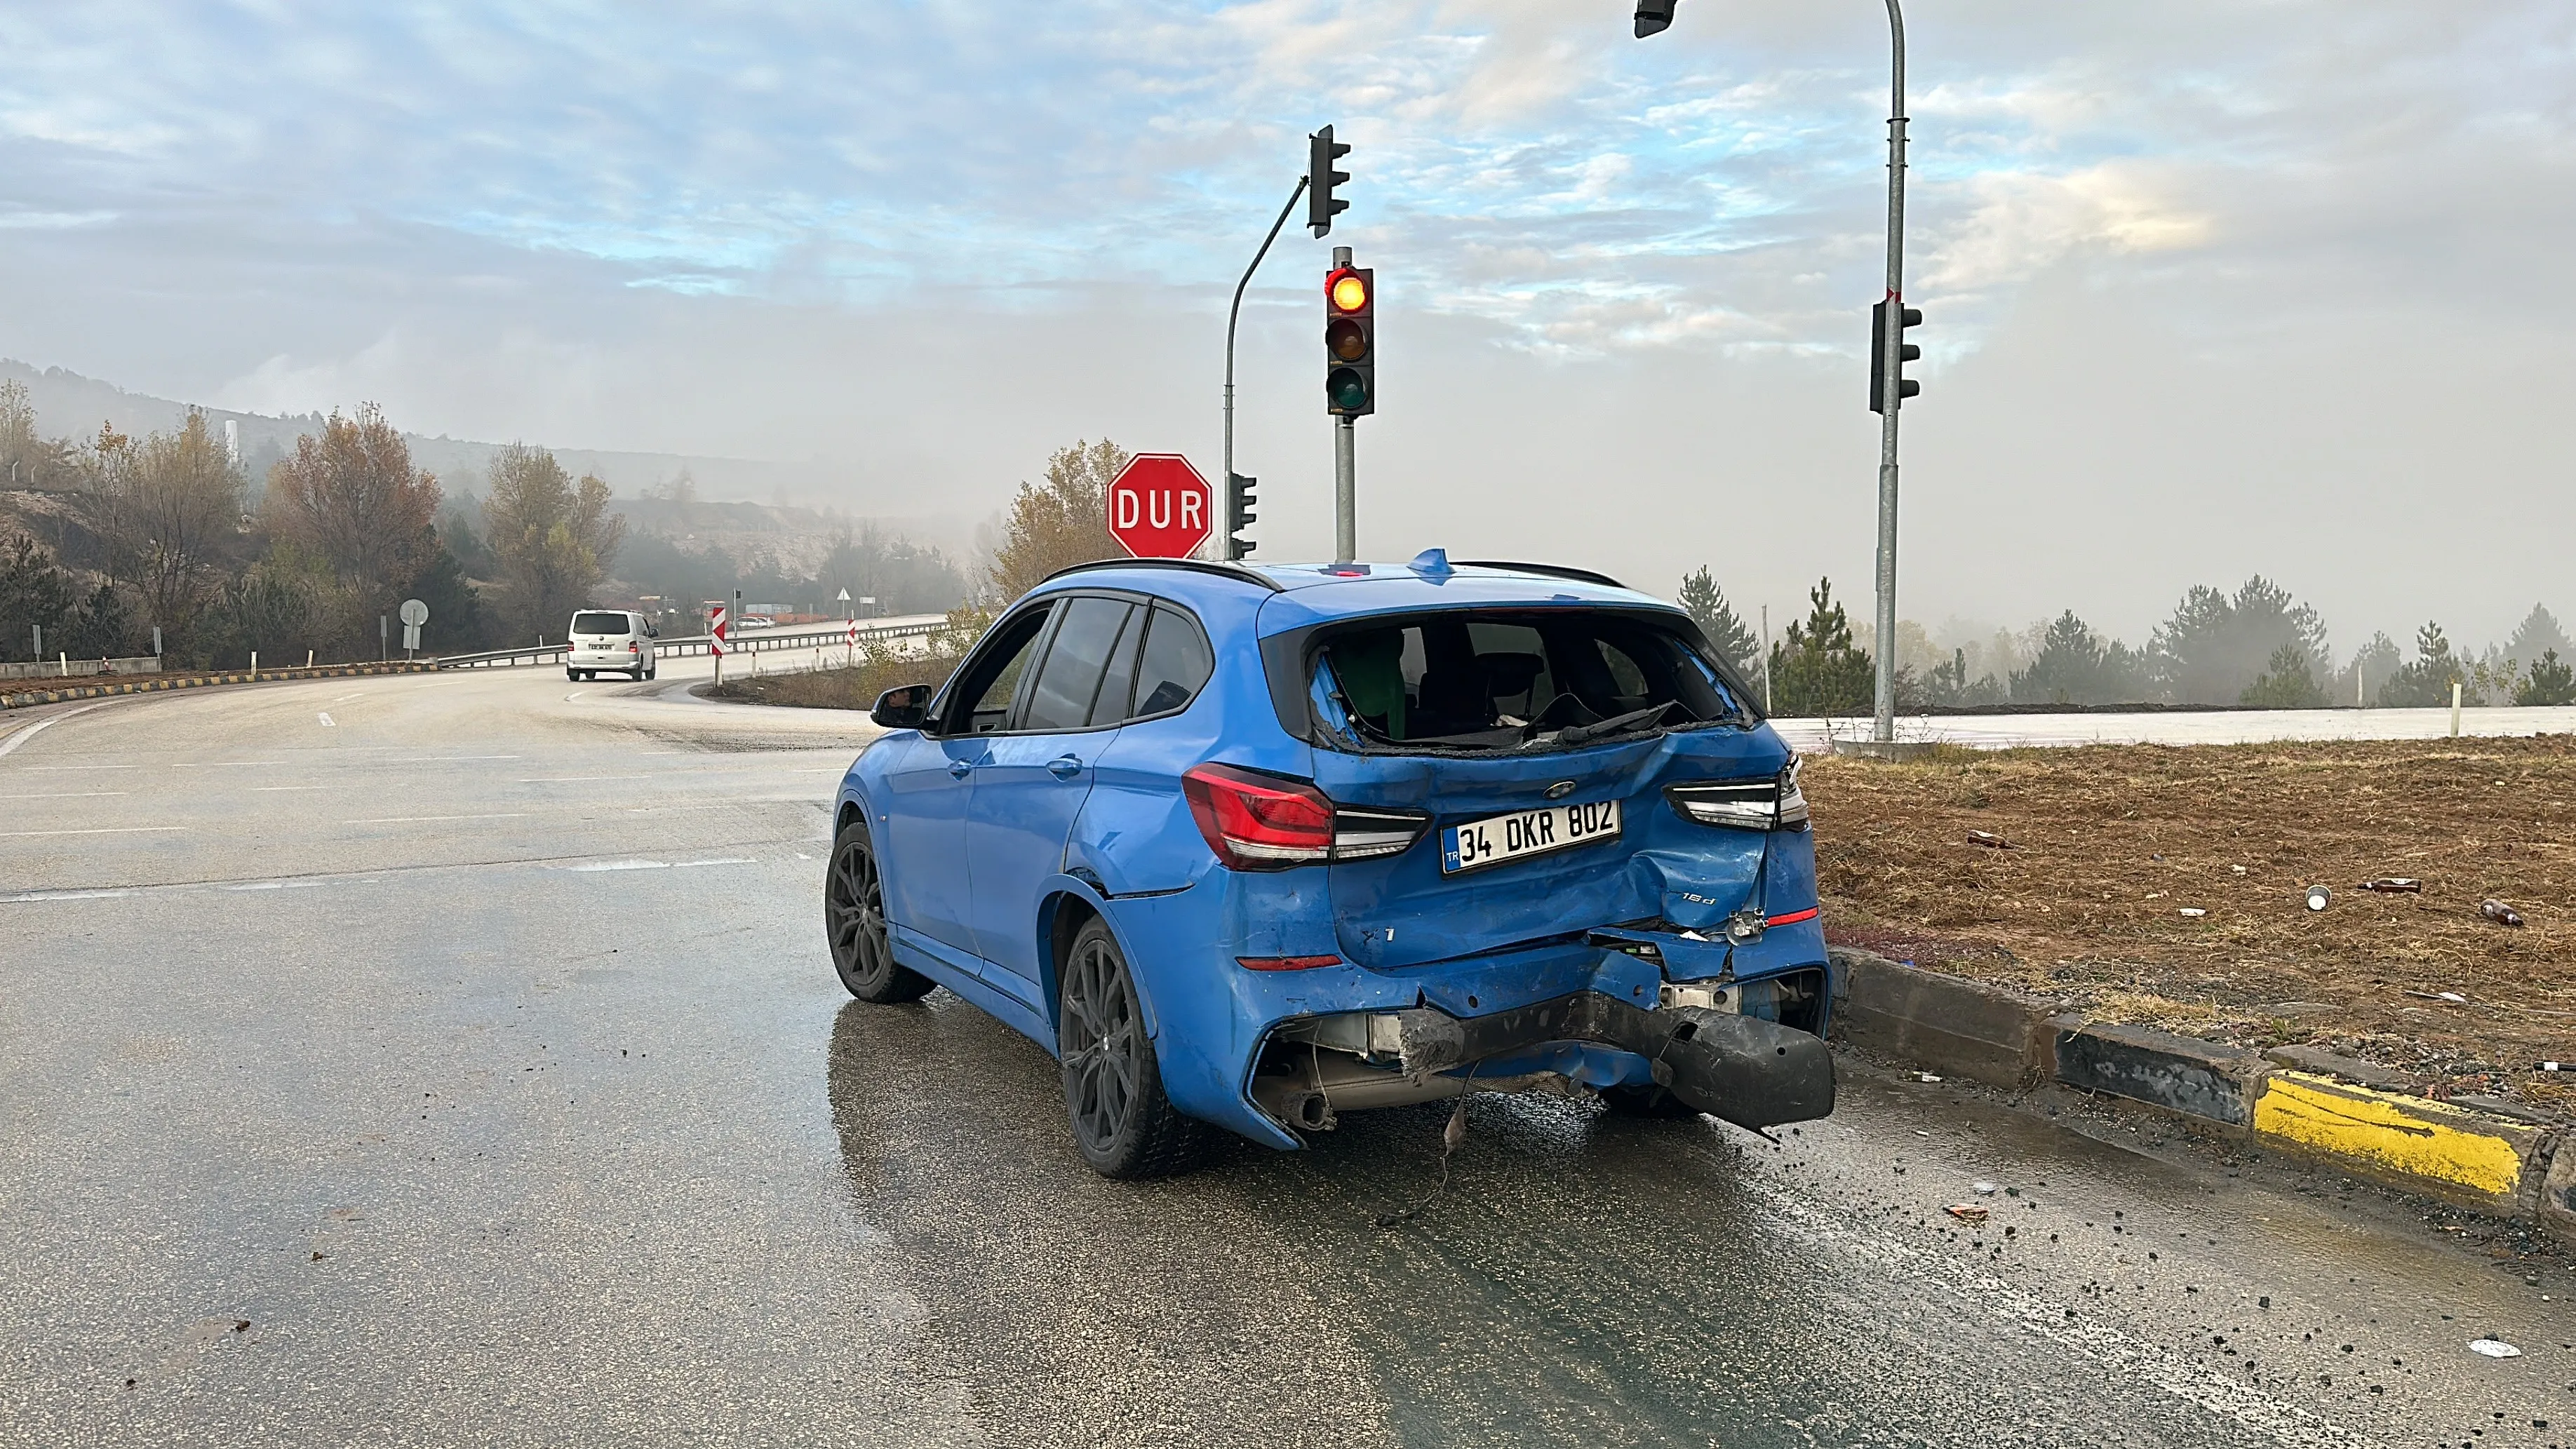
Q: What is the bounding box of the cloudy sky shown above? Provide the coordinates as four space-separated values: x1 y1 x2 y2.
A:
1 1 2568 654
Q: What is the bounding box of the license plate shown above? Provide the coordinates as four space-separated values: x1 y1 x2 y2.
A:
1440 798 1621 875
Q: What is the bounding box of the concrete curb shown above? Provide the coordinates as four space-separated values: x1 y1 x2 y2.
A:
1828 945 2569 1241
0 661 432 710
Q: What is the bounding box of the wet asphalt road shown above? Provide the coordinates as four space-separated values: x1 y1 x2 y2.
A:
2 663 2571 1448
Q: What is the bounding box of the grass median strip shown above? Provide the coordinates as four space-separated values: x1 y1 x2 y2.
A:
1810 734 2576 1112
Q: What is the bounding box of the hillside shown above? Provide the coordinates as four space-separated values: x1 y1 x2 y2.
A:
0 358 974 558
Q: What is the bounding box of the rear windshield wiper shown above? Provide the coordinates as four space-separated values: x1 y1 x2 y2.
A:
1522 701 1676 751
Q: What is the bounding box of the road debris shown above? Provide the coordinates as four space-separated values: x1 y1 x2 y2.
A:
2480 898 2525 928
1914 1072 1943 1083
2468 1339 2522 1359
2305 885 2330 912
1972 1180 1999 1196
2358 877 2422 894
1966 830 2017 850
2403 990 2469 1004
1945 1204 1990 1225
2179 908 2207 918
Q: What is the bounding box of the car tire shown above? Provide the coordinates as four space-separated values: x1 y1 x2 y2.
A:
1058 917 1207 1179
1599 1083 1706 1119
567 668 582 681
826 818 934 1004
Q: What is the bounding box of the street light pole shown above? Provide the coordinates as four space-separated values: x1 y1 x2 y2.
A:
1870 0 1907 744
1223 174 1309 562
1633 0 1911 742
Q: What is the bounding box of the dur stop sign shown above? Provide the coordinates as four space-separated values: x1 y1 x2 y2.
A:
1107 454 1213 560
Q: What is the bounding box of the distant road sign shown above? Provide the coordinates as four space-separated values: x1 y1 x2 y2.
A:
1106 454 1213 560
398 598 429 626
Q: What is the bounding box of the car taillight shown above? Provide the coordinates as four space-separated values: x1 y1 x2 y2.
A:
1665 762 1809 832
1182 763 1429 871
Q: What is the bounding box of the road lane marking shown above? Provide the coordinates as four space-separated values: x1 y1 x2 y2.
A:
168 761 288 768
220 879 330 891
0 701 114 760
3 888 137 902
333 692 364 702
346 812 530 824
254 785 330 792
562 859 671 872
0 825 189 837
20 764 136 771
413 755 523 762
516 776 628 783
672 856 756 868
0 790 130 799
318 712 336 726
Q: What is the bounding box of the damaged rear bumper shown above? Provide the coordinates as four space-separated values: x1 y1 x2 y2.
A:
1249 988 1833 1136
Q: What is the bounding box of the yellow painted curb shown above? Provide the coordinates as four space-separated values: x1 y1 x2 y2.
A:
2253 1071 2536 1199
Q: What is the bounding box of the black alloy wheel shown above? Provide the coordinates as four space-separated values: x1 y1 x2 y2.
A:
826 818 933 1004
1056 917 1207 1179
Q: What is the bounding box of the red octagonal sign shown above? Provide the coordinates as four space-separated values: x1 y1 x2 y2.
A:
1107 453 1212 560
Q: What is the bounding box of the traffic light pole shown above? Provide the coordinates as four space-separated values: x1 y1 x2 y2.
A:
1221 174 1310 562
1870 0 1907 744
1331 244 1357 563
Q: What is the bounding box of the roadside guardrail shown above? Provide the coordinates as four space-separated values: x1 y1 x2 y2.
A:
436 616 947 670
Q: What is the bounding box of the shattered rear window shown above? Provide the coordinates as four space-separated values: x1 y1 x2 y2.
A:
1313 609 1749 753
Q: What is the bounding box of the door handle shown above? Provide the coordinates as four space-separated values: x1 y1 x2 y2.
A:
948 759 974 779
1047 755 1082 779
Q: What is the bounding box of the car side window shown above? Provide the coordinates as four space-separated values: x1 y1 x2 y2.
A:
1087 604 1147 727
1022 597 1133 732
945 606 1054 734
1129 605 1214 719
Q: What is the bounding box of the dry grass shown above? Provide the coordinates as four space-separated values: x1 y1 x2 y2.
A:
1806 736 2576 1102
703 654 961 712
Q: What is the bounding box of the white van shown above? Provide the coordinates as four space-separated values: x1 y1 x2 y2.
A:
567 609 659 681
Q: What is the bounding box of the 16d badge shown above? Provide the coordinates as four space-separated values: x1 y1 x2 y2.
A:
1440 798 1623 874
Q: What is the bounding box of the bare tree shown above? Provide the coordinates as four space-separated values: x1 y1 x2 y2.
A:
262 403 441 607
80 412 243 651
483 443 624 639
0 380 76 493
986 438 1127 602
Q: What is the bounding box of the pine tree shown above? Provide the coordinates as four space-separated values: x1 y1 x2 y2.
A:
1767 578 1874 715
2377 621 2479 707
2515 649 2575 707
1674 566 1760 676
2240 642 2327 708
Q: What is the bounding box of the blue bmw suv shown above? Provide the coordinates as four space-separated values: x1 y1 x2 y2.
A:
828 552 1834 1178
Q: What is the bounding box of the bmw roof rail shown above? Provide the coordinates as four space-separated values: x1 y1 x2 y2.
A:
1035 557 1286 592
1447 560 1628 589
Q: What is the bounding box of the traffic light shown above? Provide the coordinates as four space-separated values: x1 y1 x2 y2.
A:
1324 265 1375 416
1308 125 1350 238
1633 0 1677 37
1226 473 1257 560
1870 299 1921 414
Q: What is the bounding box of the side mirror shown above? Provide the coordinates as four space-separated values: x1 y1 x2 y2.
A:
871 683 935 731
646 624 659 638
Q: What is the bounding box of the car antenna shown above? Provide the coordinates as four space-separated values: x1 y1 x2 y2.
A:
1376 1062 1480 1229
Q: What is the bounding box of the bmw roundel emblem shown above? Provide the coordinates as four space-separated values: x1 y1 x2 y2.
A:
1545 780 1577 800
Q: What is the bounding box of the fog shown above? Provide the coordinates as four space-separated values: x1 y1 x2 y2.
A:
1 0 2566 653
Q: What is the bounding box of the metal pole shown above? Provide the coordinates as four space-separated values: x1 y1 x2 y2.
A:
1226 175 1310 562
1871 0 1908 744
1334 419 1356 563
1331 243 1356 562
